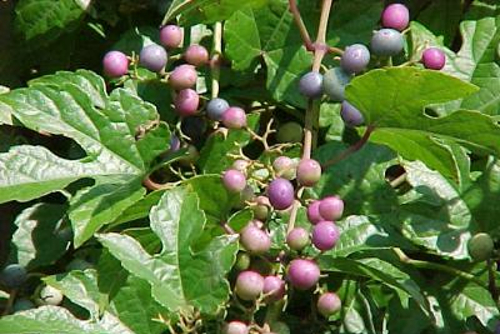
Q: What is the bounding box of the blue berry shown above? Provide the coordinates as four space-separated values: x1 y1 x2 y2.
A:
323 67 352 102
340 44 370 74
341 101 364 127
206 98 230 121
371 29 404 56
139 44 168 72
298 72 324 98
0 264 27 289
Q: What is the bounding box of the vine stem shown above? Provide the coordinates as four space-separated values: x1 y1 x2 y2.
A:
2 289 16 316
487 259 499 301
211 22 223 99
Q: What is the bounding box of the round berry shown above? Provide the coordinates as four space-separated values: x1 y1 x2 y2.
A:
381 3 410 31
286 227 310 251
317 292 341 317
371 29 404 56
340 44 371 74
184 44 209 67
169 64 198 90
206 98 230 121
287 259 320 290
221 107 247 129
235 271 265 301
323 67 352 102
169 135 181 153
263 276 286 302
223 321 249 334
468 233 494 262
422 47 446 70
160 25 183 49
268 178 295 210
273 156 296 180
139 44 168 73
252 196 270 221
296 158 322 187
298 71 324 98
174 89 200 116
312 221 340 251
235 253 251 271
181 116 206 140
307 200 324 225
319 196 344 221
37 285 63 306
222 169 247 193
0 264 27 289
240 223 271 255
341 101 364 127
276 122 303 143
102 51 129 78
13 298 35 313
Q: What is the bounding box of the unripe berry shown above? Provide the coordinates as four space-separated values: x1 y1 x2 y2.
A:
235 270 265 301
233 159 250 173
286 227 310 251
223 321 249 334
276 122 303 143
273 156 296 180
221 107 247 129
207 98 230 121
296 158 322 187
160 25 183 49
139 44 168 73
371 29 404 56
169 64 198 90
312 221 340 251
323 67 352 102
252 196 270 221
175 89 200 116
263 276 286 301
102 51 129 78
381 3 410 31
37 285 64 306
468 233 494 262
422 48 446 70
222 169 247 193
0 264 27 289
268 178 295 210
287 259 320 290
13 298 35 313
307 200 324 225
317 292 341 317
179 144 199 166
340 44 371 74
319 196 344 221
341 101 364 127
235 253 251 271
298 71 324 98
184 44 209 67
240 223 271 255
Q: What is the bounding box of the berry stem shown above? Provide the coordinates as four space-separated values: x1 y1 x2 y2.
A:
288 0 314 51
487 259 499 301
211 21 223 99
2 289 16 316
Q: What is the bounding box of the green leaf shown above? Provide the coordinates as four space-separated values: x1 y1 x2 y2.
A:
417 0 462 46
113 26 161 56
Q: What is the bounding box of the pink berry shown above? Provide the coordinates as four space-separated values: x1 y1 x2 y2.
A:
160 25 183 49
222 169 246 193
263 276 286 302
312 221 340 251
307 200 324 225
381 3 410 31
296 158 322 187
239 223 271 255
223 321 249 334
273 156 296 180
184 44 209 67
103 51 129 78
286 227 310 251
221 107 247 129
317 292 341 317
169 64 198 90
318 196 344 221
287 259 320 290
232 159 250 174
267 178 294 210
235 271 265 301
422 47 446 70
174 89 200 116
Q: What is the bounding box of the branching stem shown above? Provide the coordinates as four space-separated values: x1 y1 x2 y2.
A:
211 22 223 99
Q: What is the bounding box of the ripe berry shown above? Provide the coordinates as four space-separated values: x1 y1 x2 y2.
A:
319 196 344 221
206 98 230 121
381 3 410 31
169 64 198 90
222 169 247 193
268 178 295 210
181 116 206 141
273 156 296 180
340 44 371 74
422 48 446 70
223 321 249 334
37 285 63 306
296 158 322 187
298 71 324 98
317 292 341 317
307 200 324 225
235 271 265 301
221 107 247 129
263 276 286 301
102 51 129 78
169 135 181 153
13 298 35 313
139 44 168 73
468 233 494 262
323 67 352 102
286 227 310 251
371 29 404 56
341 101 364 127
160 25 183 49
287 259 320 290
184 44 209 67
175 89 200 116
276 122 303 143
312 221 340 251
240 223 271 255
0 264 27 289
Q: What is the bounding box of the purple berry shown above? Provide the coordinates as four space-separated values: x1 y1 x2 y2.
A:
307 200 324 225
268 178 295 210
221 107 247 129
312 221 340 251
287 259 320 290
184 44 209 67
323 67 352 102
273 156 296 180
169 135 181 153
102 51 129 78
169 64 198 90
319 196 344 221
341 101 364 127
340 44 370 74
223 321 249 334
296 158 322 187
298 71 324 98
371 29 404 56
139 44 167 73
317 292 341 317
422 48 446 70
174 89 200 116
235 271 265 301
286 227 310 251
381 3 410 31
222 169 247 193
263 276 286 302
160 25 183 49
240 223 271 255
207 98 230 121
